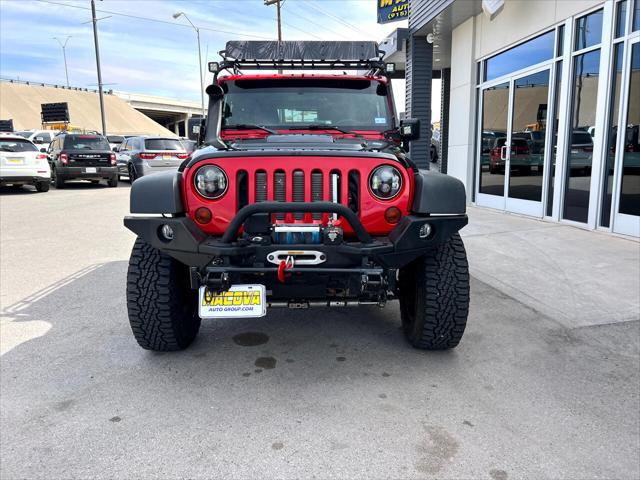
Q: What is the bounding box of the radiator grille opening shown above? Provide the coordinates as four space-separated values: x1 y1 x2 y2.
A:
237 170 248 210
255 170 267 202
292 170 304 220
274 170 286 220
348 170 360 214
311 170 323 220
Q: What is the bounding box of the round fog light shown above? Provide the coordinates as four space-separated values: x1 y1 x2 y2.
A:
160 224 174 241
419 223 432 239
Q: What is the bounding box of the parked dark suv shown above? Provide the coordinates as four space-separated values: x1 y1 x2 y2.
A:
48 134 118 188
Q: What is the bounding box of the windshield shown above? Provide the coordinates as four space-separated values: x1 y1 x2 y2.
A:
0 139 38 152
221 78 392 131
14 131 32 139
107 135 124 143
64 136 110 150
144 139 183 151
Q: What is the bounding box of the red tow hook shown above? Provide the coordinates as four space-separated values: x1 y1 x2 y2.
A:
277 255 295 283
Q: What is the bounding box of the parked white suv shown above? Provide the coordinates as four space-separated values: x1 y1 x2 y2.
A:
0 134 51 192
14 130 58 151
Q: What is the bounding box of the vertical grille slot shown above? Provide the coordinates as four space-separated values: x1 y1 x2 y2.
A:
255 170 267 202
237 170 248 210
348 170 360 214
311 170 323 220
292 170 304 220
330 170 341 220
274 170 286 220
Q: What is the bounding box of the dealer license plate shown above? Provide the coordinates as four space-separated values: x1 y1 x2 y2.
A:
198 284 266 319
85 167 97 173
7 157 24 165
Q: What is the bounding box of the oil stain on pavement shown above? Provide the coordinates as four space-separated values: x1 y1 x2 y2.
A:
232 332 269 346
254 357 277 369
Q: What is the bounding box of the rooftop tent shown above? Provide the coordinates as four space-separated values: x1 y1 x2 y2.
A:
223 41 382 61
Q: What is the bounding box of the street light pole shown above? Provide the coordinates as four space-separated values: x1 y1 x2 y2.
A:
173 12 206 120
53 36 71 87
91 0 107 135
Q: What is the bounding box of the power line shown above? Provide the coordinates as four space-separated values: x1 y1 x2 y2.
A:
283 4 350 39
301 1 374 39
35 0 271 39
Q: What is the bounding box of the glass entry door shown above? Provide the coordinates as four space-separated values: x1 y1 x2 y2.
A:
476 67 552 216
612 37 640 236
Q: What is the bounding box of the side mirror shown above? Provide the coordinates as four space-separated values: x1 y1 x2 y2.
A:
399 119 420 141
40 148 47 153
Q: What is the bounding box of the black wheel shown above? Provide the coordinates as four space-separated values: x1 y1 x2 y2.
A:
35 181 50 192
126 238 201 351
107 175 118 188
128 164 138 182
51 167 65 188
398 233 470 350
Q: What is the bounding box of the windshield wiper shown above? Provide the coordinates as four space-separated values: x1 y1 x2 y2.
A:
287 125 355 135
224 124 276 134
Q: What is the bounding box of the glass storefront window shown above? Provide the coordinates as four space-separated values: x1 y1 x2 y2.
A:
479 83 509 196
485 31 555 81
616 1 627 37
563 49 601 223
557 25 565 57
546 60 563 217
509 70 550 202
618 43 640 218
601 44 625 227
575 9 604 50
634 0 640 31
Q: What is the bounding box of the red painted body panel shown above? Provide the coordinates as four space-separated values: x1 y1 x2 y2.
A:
182 156 414 237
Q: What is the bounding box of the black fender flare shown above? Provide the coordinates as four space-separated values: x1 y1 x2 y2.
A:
412 169 466 215
129 170 184 214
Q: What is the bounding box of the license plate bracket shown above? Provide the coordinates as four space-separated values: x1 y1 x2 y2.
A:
198 284 266 319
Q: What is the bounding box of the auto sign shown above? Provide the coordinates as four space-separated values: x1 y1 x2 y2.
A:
377 0 409 24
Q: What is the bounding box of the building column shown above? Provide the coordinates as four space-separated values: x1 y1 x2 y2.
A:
405 34 432 169
439 67 451 174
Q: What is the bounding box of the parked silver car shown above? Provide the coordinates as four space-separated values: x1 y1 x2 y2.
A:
115 136 188 181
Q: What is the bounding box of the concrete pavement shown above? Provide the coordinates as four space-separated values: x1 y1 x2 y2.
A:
1 183 638 479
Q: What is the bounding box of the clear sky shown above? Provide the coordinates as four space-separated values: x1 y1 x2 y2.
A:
0 0 443 118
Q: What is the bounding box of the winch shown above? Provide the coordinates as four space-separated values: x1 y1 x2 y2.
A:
271 224 343 245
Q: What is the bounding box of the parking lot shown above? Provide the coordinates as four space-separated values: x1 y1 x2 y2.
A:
1 182 639 479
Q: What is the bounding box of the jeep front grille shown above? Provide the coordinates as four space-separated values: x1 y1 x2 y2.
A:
240 168 359 222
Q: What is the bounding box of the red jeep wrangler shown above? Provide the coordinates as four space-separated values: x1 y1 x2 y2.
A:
124 41 469 352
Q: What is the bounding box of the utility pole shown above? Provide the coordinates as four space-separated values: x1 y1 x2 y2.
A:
53 36 72 87
91 0 107 135
264 0 282 41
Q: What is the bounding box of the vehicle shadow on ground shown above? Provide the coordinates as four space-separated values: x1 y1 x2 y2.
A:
0 180 130 195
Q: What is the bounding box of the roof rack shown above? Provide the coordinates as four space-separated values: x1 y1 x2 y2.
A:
209 41 392 78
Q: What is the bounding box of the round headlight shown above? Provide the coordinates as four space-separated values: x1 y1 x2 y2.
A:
194 165 228 199
369 165 402 200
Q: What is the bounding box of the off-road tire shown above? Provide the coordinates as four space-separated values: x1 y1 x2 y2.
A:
35 181 50 192
126 238 201 351
398 233 470 350
107 175 118 188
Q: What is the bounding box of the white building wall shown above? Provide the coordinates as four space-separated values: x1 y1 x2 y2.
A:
447 17 477 198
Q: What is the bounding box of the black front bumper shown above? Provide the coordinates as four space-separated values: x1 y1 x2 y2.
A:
124 202 467 272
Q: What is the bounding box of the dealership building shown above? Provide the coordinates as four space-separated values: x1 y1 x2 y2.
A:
382 0 639 237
